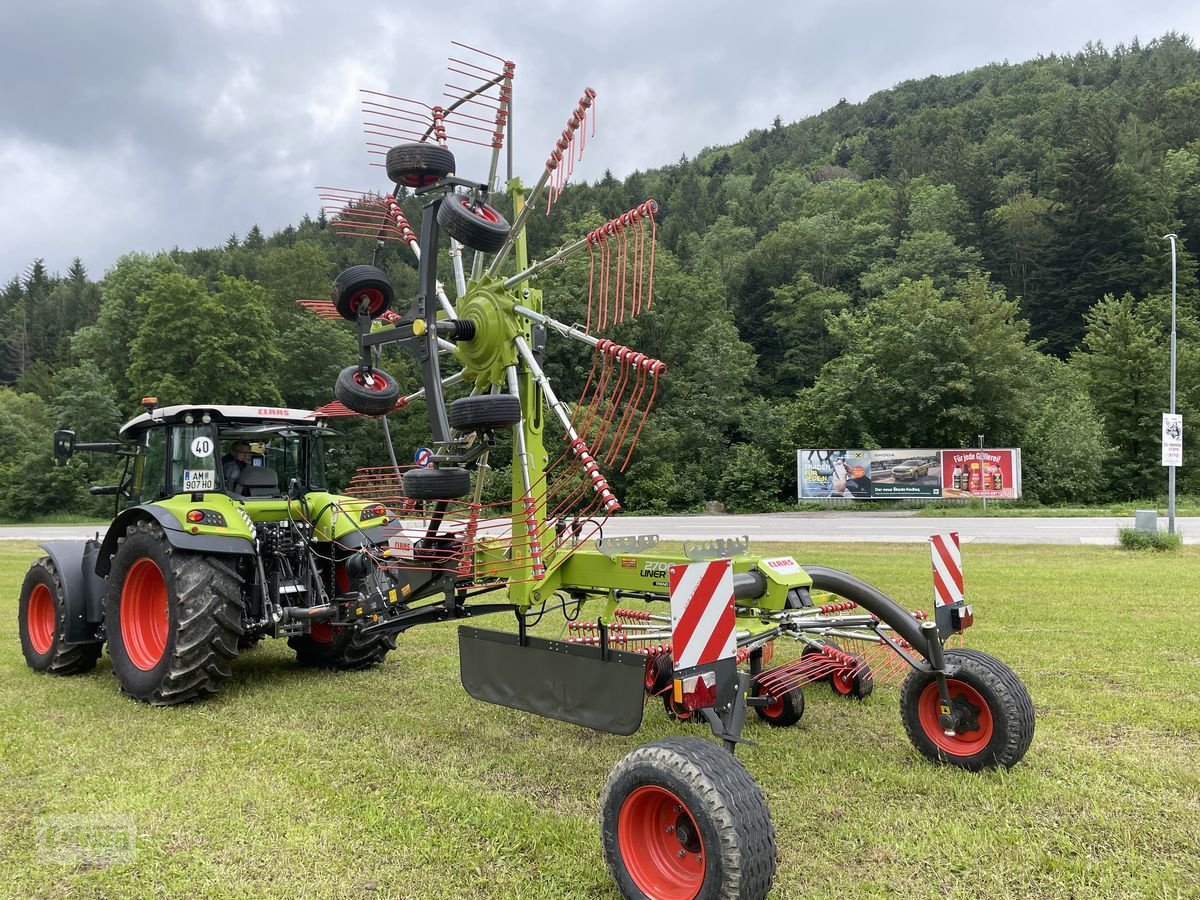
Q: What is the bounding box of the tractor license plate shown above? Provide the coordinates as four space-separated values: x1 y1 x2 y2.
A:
183 469 215 491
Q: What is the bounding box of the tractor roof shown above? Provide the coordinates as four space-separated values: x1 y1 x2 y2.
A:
118 405 321 441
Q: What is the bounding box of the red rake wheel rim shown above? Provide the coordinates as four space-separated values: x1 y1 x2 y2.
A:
918 679 994 757
760 691 786 719
831 669 855 695
121 558 169 671
460 198 500 223
353 370 393 393
618 785 705 900
27 583 56 655
352 287 387 317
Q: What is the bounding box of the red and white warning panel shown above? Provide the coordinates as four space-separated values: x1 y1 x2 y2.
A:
669 559 736 669
930 532 973 634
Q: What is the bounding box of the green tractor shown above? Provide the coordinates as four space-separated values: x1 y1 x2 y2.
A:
17 402 408 705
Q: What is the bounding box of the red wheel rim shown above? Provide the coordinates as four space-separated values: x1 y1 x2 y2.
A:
618 785 705 899
121 558 169 671
27 583 56 655
917 679 994 756
402 173 439 187
351 287 387 316
761 692 786 719
460 198 500 223
353 370 393 393
310 622 334 644
831 669 854 695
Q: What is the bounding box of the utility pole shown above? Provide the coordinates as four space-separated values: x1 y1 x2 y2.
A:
979 433 986 512
1164 234 1178 535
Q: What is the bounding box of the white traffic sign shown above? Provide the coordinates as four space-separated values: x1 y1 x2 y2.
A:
1162 414 1183 467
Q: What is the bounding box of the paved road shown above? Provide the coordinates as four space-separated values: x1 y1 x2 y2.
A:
2 513 1193 545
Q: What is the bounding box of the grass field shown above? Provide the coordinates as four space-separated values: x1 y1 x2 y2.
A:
2 540 1199 899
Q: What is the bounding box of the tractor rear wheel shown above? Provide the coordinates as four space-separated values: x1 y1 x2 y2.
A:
335 366 401 416
386 142 456 187
600 737 776 900
437 194 510 252
288 621 396 669
104 520 244 705
18 557 102 675
900 648 1034 770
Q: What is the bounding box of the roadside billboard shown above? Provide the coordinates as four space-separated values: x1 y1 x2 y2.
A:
798 448 1021 500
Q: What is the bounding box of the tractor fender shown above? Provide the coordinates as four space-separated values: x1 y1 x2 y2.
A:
39 539 106 646
96 505 255 577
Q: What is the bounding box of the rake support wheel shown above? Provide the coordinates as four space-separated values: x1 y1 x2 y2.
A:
448 395 522 432
403 466 471 500
335 366 401 417
437 194 510 252
332 265 394 321
18 557 102 675
831 655 874 700
385 142 456 187
900 648 1034 770
104 520 244 705
751 670 805 727
601 737 776 900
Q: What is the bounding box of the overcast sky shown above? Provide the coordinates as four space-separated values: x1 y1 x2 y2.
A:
3 0 1198 282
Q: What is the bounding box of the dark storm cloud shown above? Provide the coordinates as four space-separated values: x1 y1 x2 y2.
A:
2 0 1198 281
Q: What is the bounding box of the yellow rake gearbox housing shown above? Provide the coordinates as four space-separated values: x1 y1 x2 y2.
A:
453 276 522 390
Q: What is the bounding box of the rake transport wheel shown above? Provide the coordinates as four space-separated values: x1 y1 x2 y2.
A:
899 648 1035 771
288 621 396 670
335 366 401 416
385 142 456 187
751 670 805 727
601 737 777 900
437 194 510 252
18 557 102 675
830 654 874 700
104 520 244 705
403 466 472 500
332 265 394 321
447 395 522 432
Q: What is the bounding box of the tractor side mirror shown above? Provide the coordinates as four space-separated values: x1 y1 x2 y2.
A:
53 429 76 464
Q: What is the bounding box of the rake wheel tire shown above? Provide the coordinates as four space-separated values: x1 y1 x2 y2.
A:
830 654 874 700
437 194 510 252
332 265 394 321
105 520 244 706
18 557 102 675
800 642 837 684
600 736 777 900
335 366 401 417
448 395 522 432
288 623 396 670
385 142 455 187
900 648 1034 771
663 692 703 724
751 670 805 727
403 466 471 501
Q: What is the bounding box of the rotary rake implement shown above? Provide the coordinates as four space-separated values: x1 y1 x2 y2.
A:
301 42 1034 900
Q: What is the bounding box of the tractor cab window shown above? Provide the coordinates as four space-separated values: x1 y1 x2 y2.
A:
131 427 169 503
258 430 328 494
169 424 220 494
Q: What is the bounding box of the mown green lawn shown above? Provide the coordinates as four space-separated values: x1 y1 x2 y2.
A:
2 541 1198 899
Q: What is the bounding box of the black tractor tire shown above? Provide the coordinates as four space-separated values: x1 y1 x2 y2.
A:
437 194 510 252
332 265 394 321
335 366 401 417
900 648 1035 771
17 557 102 675
448 395 522 432
385 142 456 187
104 520 245 706
751 670 805 727
403 466 471 500
288 622 396 670
830 654 874 700
600 736 777 900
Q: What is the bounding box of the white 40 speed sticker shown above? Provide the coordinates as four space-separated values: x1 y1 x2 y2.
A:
183 469 215 492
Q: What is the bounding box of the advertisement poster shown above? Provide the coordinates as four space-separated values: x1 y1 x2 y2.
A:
798 448 1022 500
797 449 872 499
939 448 1021 500
870 449 942 498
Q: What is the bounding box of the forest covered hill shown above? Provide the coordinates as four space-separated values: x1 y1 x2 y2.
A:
1 34 1198 517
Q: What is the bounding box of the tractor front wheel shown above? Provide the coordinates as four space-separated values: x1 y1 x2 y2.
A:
105 520 244 705
18 557 102 675
600 737 776 900
899 648 1034 770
